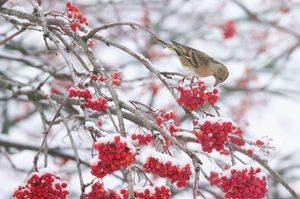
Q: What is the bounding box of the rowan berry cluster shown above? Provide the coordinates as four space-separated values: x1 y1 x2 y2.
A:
68 87 108 111
176 80 219 111
65 2 88 32
91 71 121 86
90 134 136 178
111 71 121 86
143 152 191 188
229 127 245 146
131 133 154 145
193 117 236 153
221 20 236 39
120 185 171 199
209 171 221 186
69 88 92 101
155 110 178 136
13 169 69 199
83 182 121 199
220 165 268 199
85 97 108 111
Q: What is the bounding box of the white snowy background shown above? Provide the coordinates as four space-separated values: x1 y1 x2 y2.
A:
1 0 300 198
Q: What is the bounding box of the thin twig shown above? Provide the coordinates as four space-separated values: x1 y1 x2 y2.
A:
31 100 49 167
0 27 26 46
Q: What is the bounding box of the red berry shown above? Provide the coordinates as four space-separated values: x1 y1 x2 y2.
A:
169 111 175 119
72 5 80 12
131 134 137 140
193 120 199 126
112 79 121 86
90 74 97 81
169 125 178 135
87 41 93 47
255 140 264 146
111 71 119 79
247 149 253 155
77 14 83 20
164 112 171 120
66 2 72 8
99 76 107 82
156 117 163 125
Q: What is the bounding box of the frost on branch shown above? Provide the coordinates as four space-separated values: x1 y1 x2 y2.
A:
85 121 108 137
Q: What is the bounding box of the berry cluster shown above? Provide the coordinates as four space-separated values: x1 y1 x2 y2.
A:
90 134 136 178
111 71 121 86
155 110 178 136
143 152 191 188
193 117 236 153
69 87 108 111
229 127 245 146
222 20 236 39
65 2 88 32
83 182 121 199
120 185 171 199
98 75 108 82
91 71 121 86
131 133 154 145
13 168 69 199
69 88 92 101
85 97 108 111
220 165 268 199
176 80 219 111
209 171 221 186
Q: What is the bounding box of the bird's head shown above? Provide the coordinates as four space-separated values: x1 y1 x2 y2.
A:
210 61 229 87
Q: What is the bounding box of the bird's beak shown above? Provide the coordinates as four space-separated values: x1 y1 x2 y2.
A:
214 81 219 87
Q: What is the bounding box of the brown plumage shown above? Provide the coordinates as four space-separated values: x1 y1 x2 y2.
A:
157 39 229 86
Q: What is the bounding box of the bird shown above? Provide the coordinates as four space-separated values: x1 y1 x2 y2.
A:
156 39 229 86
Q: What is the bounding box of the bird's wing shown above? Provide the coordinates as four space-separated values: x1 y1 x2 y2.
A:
170 40 212 69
